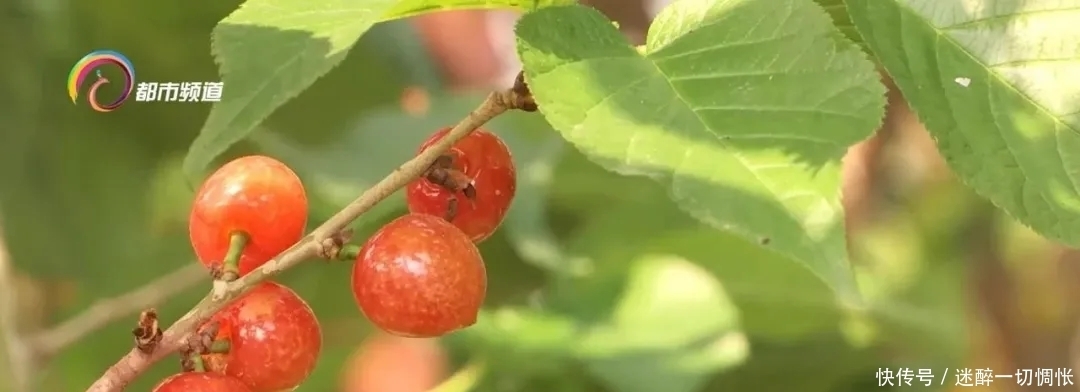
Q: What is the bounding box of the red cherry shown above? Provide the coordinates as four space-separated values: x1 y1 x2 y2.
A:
189 155 308 275
353 213 487 337
406 127 516 243
152 372 253 392
200 281 322 392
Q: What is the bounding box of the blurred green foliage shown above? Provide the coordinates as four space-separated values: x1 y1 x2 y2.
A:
1 0 1074 391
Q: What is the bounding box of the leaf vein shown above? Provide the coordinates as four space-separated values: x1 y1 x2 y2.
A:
643 53 836 274
693 105 867 122
648 32 804 62
984 74 1040 219
722 134 837 145
941 6 1080 31
990 57 1080 68
665 70 800 82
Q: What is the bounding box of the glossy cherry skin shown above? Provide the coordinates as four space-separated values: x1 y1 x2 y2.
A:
189 155 308 275
152 372 253 392
406 127 516 243
353 213 487 337
200 281 322 392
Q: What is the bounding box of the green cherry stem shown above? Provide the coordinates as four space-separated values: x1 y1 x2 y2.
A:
207 340 231 354
337 244 361 262
220 231 249 281
189 355 207 373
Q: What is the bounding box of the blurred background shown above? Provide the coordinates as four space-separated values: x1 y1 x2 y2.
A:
1 0 1078 391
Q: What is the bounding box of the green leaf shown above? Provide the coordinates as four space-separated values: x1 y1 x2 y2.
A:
573 255 748 392
814 0 862 48
844 0 1080 246
514 1 886 302
182 0 401 180
182 0 574 180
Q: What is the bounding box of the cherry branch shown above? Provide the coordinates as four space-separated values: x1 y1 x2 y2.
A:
85 82 535 392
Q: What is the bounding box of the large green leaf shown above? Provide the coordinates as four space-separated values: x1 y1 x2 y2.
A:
182 0 568 180
844 0 1080 246
182 0 392 179
515 1 886 301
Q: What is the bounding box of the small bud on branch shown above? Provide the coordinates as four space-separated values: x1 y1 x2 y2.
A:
132 309 162 354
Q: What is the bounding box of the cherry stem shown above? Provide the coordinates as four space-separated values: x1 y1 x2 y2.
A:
207 340 230 354
220 231 249 282
189 355 206 373
336 244 361 261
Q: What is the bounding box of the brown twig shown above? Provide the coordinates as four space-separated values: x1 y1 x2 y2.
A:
84 86 526 392
0 216 34 392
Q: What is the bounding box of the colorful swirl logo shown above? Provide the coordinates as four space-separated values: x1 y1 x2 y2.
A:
67 50 136 112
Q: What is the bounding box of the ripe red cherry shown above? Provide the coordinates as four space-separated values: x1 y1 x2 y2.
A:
189 155 308 275
200 281 322 392
353 213 487 337
406 127 516 243
152 372 253 392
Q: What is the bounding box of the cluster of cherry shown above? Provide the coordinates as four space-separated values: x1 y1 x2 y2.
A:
152 128 517 391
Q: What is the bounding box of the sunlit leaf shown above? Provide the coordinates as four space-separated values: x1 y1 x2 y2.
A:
183 0 398 179
814 0 862 48
182 0 571 180
515 1 886 301
845 0 1080 246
